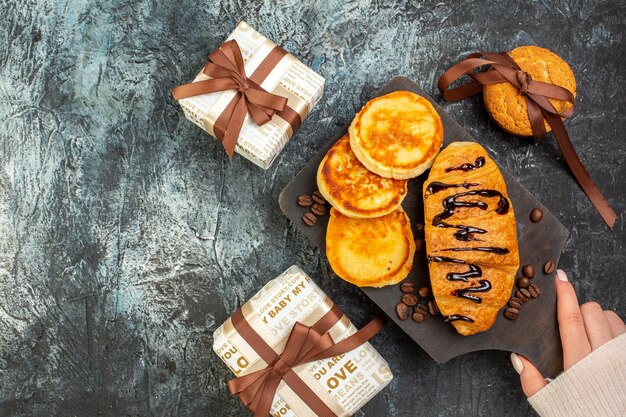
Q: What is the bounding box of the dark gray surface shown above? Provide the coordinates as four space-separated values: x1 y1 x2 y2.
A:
0 1 623 416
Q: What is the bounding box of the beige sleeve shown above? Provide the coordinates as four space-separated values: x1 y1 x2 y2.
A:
528 333 626 417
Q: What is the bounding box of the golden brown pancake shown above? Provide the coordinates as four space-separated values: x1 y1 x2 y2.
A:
349 91 443 179
326 207 415 287
317 135 408 218
423 142 519 336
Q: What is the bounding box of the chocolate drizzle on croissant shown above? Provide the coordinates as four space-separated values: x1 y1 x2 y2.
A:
428 256 491 305
424 143 520 336
444 314 475 323
440 246 510 255
426 170 512 318
444 156 485 173
428 183 510 243
427 256 481 282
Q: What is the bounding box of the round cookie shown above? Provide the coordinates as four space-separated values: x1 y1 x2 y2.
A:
483 45 576 137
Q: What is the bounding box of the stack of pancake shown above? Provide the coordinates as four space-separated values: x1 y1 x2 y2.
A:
318 91 444 287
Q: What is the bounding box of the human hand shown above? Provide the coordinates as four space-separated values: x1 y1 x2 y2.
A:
510 269 626 396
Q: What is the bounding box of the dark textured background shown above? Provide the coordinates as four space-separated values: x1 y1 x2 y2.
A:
0 1 624 416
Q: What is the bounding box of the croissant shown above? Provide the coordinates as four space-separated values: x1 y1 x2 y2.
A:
423 142 520 336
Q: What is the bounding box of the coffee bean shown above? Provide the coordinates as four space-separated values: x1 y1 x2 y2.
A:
415 238 424 252
412 311 426 323
516 288 531 302
530 208 544 223
508 297 523 309
297 194 313 207
400 282 415 293
543 260 556 274
428 300 439 316
396 303 410 321
504 307 520 320
522 264 536 279
414 304 428 315
312 191 327 205
516 277 530 289
311 202 327 216
402 294 418 306
418 287 430 298
302 212 317 226
528 283 541 298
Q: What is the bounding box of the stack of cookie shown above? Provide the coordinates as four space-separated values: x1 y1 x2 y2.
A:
317 91 444 287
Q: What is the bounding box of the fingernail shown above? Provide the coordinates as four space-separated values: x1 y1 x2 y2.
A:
511 353 524 374
556 269 568 282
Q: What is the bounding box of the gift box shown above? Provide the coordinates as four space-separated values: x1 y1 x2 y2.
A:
213 266 393 417
174 22 325 169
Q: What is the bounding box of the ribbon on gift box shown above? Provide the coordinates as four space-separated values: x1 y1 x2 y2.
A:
438 51 617 229
226 304 385 417
171 40 302 158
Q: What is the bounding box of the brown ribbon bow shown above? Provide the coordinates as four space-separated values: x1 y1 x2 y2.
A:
438 51 616 229
171 40 288 158
228 312 385 417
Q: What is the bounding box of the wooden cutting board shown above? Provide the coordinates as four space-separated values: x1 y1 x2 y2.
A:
279 77 569 378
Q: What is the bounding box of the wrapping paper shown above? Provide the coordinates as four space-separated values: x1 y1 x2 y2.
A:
213 266 393 416
179 22 325 169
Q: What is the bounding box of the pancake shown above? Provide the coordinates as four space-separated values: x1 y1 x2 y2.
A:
348 90 443 180
317 135 408 218
326 207 415 287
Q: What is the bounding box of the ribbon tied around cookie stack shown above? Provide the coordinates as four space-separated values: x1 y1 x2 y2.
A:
227 306 385 417
171 40 289 158
438 51 616 229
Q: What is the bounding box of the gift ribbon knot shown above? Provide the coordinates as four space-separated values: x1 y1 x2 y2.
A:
516 70 531 94
237 79 250 93
171 40 288 158
268 356 291 377
228 310 385 417
438 51 616 229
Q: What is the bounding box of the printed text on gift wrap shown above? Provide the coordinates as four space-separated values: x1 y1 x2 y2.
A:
216 274 320 375
309 343 392 401
257 274 323 339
